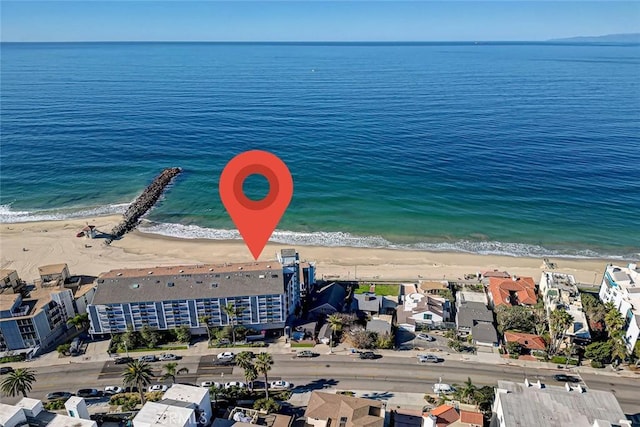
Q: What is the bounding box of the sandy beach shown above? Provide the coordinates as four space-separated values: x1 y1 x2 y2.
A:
0 215 627 284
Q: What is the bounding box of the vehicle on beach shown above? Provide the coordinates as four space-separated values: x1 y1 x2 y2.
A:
297 350 319 358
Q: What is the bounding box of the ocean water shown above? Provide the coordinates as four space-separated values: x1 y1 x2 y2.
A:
1 42 639 259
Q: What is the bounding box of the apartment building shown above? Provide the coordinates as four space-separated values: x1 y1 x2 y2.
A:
88 249 314 336
540 272 591 344
598 263 640 353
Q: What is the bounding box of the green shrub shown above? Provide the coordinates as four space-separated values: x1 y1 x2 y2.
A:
0 354 25 363
591 360 605 368
253 398 281 413
44 400 66 410
550 356 579 366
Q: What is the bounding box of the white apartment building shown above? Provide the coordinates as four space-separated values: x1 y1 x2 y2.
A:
540 272 591 344
598 263 640 353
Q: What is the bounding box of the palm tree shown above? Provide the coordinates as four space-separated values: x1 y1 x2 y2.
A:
549 310 573 355
235 351 254 370
0 368 36 397
457 377 477 405
327 314 343 353
255 352 273 399
605 307 625 335
223 303 244 345
199 315 212 344
161 362 189 384
244 365 258 391
609 331 629 365
122 360 153 405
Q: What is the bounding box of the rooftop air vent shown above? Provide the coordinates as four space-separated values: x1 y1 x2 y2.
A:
167 282 175 287
226 275 231 279
259 275 266 279
238 267 243 270
148 271 153 275
132 284 140 289
209 268 214 271
179 270 184 273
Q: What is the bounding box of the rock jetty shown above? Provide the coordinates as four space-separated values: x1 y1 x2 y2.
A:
107 167 182 243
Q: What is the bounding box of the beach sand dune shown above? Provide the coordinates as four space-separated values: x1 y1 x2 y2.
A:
0 215 618 284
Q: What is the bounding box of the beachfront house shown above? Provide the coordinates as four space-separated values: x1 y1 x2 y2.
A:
487 276 537 308
540 272 591 345
305 391 385 427
598 263 640 353
308 282 348 317
87 249 314 338
396 292 451 332
352 293 382 316
456 299 497 347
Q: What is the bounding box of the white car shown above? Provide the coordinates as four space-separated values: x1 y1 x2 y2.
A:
269 380 292 390
149 385 169 392
224 381 246 389
159 353 180 361
433 383 455 394
104 386 124 395
217 352 235 361
201 381 221 388
417 354 442 363
416 333 436 342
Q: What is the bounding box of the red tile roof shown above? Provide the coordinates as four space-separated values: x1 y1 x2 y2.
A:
459 410 484 426
488 276 537 306
428 405 459 426
504 331 547 351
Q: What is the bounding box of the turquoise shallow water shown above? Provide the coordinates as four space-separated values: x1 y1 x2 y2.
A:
1 42 639 258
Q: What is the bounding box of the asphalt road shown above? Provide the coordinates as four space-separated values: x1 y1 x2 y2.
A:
4 354 639 417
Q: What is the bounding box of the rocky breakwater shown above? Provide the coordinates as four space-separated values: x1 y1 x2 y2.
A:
106 167 182 243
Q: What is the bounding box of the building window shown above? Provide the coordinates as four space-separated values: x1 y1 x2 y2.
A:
423 313 433 320
339 417 348 427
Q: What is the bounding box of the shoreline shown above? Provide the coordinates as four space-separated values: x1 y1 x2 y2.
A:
1 215 631 284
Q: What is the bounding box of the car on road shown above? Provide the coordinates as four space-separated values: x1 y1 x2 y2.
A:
269 380 292 390
46 391 74 401
159 353 181 361
124 386 140 393
149 385 169 392
217 351 235 361
77 388 101 398
553 374 580 383
224 381 246 389
416 333 436 342
201 381 222 389
0 366 14 375
138 355 158 363
114 357 133 365
297 350 319 358
417 354 443 363
359 351 381 360
104 386 124 395
433 384 456 394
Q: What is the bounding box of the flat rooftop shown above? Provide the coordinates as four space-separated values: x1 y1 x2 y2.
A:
93 263 285 305
38 263 68 276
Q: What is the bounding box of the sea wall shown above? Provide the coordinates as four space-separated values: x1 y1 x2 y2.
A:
107 167 182 243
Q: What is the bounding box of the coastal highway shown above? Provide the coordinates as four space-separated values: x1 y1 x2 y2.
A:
4 354 639 417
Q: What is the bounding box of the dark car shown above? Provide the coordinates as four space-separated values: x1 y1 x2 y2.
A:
114 357 134 365
124 386 140 393
359 351 381 360
213 358 236 366
296 350 319 358
77 388 101 398
46 391 74 401
0 366 14 375
553 374 580 383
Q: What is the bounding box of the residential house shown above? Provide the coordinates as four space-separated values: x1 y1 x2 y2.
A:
366 315 393 336
162 384 213 425
0 269 25 294
418 281 449 295
309 283 347 317
305 391 385 427
397 293 451 332
424 405 459 427
540 272 591 345
598 263 640 353
1 397 97 427
456 301 497 347
133 401 197 427
353 293 382 316
88 250 313 336
38 263 70 285
488 276 537 308
492 380 630 427
503 331 547 355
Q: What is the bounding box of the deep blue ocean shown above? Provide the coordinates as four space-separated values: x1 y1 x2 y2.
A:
1 42 639 259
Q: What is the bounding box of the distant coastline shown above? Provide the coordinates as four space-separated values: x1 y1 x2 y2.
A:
548 33 640 43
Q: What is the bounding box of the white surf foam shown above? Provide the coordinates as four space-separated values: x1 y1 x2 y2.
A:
0 203 128 223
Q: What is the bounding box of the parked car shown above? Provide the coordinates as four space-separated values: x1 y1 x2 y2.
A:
149 384 169 392
114 357 133 365
416 333 436 342
124 386 140 393
359 351 381 360
104 386 124 395
213 358 235 366
201 381 222 389
297 350 319 358
553 374 580 383
159 353 180 361
224 381 246 389
77 388 101 398
269 380 292 390
217 352 235 361
46 391 73 401
138 355 158 363
417 354 442 363
0 366 14 375
433 384 456 394
217 338 231 346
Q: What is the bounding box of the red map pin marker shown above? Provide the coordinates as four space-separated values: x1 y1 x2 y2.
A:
219 150 293 260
